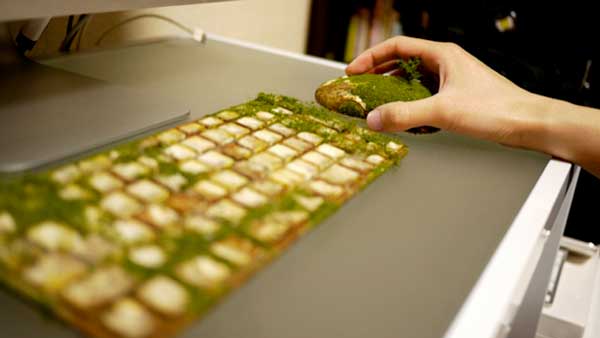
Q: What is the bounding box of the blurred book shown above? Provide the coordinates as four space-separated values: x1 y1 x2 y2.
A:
344 1 403 63
345 8 370 63
344 11 359 63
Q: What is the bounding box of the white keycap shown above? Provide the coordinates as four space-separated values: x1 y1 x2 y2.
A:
339 157 373 173
193 180 227 201
127 180 169 203
320 164 360 185
145 204 179 228
238 135 268 152
301 151 332 170
216 110 240 121
316 143 346 160
138 276 189 317
206 199 247 224
101 192 143 218
253 129 282 145
0 212 16 234
268 123 296 137
286 160 318 180
211 170 248 192
201 129 234 145
63 266 134 309
112 162 149 181
308 180 344 198
256 111 275 121
268 144 298 161
157 129 185 145
178 122 203 135
184 215 220 236
182 136 215 153
177 256 231 288
179 159 210 175
297 132 323 145
198 116 223 128
249 152 283 171
198 151 234 169
219 123 250 138
101 298 154 338
231 187 267 208
129 245 166 268
366 154 386 165
113 219 155 244
236 116 264 130
51 165 81 185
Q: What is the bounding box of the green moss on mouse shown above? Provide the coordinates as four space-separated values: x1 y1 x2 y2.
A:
315 58 439 134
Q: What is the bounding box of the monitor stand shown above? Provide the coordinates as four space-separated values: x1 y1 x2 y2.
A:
0 24 190 174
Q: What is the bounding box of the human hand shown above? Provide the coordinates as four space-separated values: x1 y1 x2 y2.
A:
345 36 544 149
347 36 600 177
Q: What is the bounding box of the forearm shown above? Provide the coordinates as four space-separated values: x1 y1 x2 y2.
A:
522 94 600 177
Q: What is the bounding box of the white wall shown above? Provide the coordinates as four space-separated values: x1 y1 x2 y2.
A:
28 0 312 56
128 0 312 53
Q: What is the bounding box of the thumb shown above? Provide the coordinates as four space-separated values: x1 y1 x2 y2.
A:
366 97 439 132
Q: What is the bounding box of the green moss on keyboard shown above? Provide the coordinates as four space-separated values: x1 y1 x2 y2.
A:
315 58 439 134
0 93 406 338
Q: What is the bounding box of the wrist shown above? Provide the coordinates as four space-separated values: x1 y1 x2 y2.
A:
522 95 600 169
501 93 557 154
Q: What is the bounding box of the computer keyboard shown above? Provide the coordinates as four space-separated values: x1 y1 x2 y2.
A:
0 93 407 338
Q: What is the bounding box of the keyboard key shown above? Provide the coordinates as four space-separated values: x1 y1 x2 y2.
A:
178 122 204 135
297 131 323 145
129 245 166 268
198 116 223 128
101 298 155 338
112 162 150 181
301 151 332 170
216 110 239 121
198 151 234 169
268 123 296 137
182 136 215 153
237 135 268 152
101 192 143 218
320 164 360 185
236 116 264 130
113 219 155 244
210 236 257 266
62 266 134 309
255 111 275 121
137 276 189 317
232 187 267 208
283 137 313 152
316 143 346 160
179 159 210 175
267 144 298 161
219 123 250 138
201 129 234 145
177 256 231 288
253 129 282 145
206 199 247 224
127 179 169 203
184 215 220 237
192 180 228 201
211 170 248 192
157 129 186 145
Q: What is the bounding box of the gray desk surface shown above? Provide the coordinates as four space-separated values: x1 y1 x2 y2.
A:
1 38 549 338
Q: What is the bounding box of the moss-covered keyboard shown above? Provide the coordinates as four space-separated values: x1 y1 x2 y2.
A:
0 93 406 338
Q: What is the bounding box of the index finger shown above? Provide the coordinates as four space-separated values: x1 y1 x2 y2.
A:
346 36 442 75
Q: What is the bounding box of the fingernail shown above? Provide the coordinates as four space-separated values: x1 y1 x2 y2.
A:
367 110 383 131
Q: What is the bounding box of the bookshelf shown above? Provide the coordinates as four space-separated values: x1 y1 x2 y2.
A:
305 0 597 107
306 0 429 63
